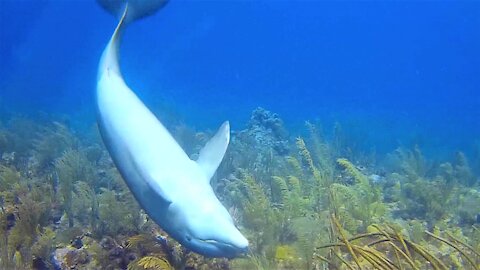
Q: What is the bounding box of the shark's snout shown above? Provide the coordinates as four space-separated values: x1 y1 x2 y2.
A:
183 219 249 258
232 229 249 251
236 241 249 256
238 245 249 257
191 237 248 258
218 224 249 257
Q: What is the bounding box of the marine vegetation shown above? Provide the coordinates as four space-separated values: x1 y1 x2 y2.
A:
0 107 478 269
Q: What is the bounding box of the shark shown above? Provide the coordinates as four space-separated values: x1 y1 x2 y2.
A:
95 0 249 258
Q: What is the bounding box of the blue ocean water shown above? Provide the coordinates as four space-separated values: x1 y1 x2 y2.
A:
1 0 479 157
2 1 480 268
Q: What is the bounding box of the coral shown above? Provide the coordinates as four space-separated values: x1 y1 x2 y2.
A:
457 189 480 225
454 151 475 186
332 122 346 157
231 135 337 269
97 188 137 236
239 173 280 258
129 256 172 270
305 121 334 172
291 216 328 269
5 190 51 269
72 181 98 228
0 131 8 155
55 149 94 228
125 233 231 270
0 110 479 269
225 108 291 189
51 245 93 269
336 158 385 229
399 175 453 223
84 144 104 165
31 227 56 267
438 162 455 184
247 107 289 155
0 211 13 269
274 245 300 269
4 117 39 164
227 107 289 182
34 122 76 171
386 145 429 180
0 165 21 194
317 215 480 270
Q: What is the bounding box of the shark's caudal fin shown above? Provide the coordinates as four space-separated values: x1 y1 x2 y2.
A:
97 0 170 87
98 4 128 78
98 0 169 79
97 0 169 24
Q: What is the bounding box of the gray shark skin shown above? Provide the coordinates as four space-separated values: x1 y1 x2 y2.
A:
96 1 249 258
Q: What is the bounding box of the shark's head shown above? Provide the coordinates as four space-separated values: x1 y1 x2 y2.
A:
169 185 249 258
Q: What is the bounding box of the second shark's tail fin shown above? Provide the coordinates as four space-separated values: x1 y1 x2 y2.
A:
97 0 169 24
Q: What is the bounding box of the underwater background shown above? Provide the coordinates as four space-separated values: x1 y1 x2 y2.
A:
0 0 480 269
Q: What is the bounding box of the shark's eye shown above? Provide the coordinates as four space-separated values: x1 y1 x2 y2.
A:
186 235 192 242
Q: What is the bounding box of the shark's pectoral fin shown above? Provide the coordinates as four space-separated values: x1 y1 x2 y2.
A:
144 174 174 204
130 156 174 204
196 121 230 181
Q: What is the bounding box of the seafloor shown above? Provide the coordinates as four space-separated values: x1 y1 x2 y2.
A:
0 107 479 270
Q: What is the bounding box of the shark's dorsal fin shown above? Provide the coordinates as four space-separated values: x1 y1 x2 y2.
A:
197 121 230 182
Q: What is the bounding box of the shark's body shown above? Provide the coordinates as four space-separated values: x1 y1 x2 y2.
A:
96 1 248 257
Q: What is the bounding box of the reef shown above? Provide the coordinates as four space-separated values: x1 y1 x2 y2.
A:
242 107 290 155
0 108 479 269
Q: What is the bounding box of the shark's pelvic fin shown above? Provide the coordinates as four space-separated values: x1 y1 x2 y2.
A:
197 121 230 181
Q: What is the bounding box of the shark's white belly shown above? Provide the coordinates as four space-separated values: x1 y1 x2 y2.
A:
96 71 191 228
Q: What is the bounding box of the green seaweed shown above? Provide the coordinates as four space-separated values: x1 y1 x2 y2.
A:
72 181 98 229
7 192 51 269
35 122 76 172
31 227 56 267
97 188 137 236
5 117 39 163
55 149 94 228
0 165 21 196
387 146 429 180
336 158 385 229
0 110 478 269
454 151 475 186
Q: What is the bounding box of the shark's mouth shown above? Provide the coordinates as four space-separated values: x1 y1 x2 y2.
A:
198 238 232 247
181 232 249 257
195 238 248 254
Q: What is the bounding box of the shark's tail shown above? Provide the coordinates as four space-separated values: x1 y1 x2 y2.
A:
97 0 169 24
98 0 167 80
